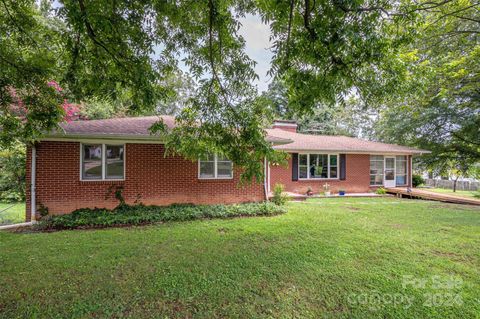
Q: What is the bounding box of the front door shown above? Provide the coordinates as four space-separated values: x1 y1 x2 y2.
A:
384 157 396 188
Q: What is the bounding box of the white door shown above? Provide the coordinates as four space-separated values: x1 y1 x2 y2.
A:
384 157 396 188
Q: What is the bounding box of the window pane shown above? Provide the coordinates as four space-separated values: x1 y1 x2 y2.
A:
106 145 124 179
310 154 328 178
396 175 406 185
330 155 337 166
200 161 215 178
82 144 102 180
370 155 384 161
299 154 308 165
370 174 383 185
330 166 338 178
217 161 232 178
396 158 406 174
299 166 308 178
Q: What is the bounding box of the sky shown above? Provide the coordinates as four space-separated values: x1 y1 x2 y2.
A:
237 14 273 92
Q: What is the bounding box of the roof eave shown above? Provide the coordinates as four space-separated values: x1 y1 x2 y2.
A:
40 133 293 146
272 148 431 155
39 133 165 143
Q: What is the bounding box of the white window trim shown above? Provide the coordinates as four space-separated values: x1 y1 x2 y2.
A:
298 153 339 180
80 143 126 181
198 154 233 180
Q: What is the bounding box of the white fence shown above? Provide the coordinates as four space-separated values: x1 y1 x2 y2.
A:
425 179 479 191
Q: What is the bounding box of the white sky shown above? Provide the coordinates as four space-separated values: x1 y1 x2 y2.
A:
237 14 273 92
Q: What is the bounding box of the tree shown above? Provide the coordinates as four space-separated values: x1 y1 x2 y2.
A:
0 142 26 202
373 1 480 179
0 0 465 180
153 71 195 116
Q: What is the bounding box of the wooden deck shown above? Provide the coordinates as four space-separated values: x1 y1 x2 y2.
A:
386 187 480 206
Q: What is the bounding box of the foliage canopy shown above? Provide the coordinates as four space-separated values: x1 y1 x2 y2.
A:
1 0 478 180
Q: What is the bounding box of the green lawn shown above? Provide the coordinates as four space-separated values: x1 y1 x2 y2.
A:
0 202 25 225
424 187 479 199
0 198 479 318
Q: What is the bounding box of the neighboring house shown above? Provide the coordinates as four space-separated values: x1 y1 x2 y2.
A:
25 116 428 220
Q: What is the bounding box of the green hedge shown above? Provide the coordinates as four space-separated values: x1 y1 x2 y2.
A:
36 202 286 230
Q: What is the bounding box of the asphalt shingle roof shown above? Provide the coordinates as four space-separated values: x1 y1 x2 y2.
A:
266 128 428 154
47 116 428 154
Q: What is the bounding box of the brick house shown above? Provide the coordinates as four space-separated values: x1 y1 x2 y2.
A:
26 116 428 220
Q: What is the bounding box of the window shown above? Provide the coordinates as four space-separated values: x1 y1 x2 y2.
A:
298 154 339 179
396 155 407 185
199 154 233 179
370 155 384 185
81 144 125 180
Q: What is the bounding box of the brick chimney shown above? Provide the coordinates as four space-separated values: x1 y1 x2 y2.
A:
272 120 298 133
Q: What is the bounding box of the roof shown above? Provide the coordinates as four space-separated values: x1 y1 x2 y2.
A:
53 115 175 138
44 116 429 154
266 128 429 155
46 116 292 144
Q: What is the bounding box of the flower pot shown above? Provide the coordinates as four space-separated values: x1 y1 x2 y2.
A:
325 191 331 196
339 191 345 196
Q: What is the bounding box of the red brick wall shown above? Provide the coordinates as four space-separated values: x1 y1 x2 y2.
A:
26 142 264 220
270 154 373 194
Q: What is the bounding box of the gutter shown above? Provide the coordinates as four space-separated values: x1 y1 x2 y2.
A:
410 155 413 188
264 157 269 201
30 145 36 223
271 149 431 155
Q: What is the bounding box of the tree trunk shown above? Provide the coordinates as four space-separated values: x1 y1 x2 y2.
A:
453 176 459 192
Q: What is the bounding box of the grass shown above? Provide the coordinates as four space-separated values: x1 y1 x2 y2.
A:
424 187 479 199
0 198 479 318
0 202 25 225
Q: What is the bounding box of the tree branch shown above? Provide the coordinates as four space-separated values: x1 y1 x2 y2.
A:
77 0 124 67
285 0 295 65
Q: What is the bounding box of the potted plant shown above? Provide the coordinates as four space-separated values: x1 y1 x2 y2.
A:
306 186 313 196
339 189 346 196
323 183 331 196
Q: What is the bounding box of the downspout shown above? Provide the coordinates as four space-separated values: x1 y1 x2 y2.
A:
30 145 36 223
267 160 271 193
264 157 269 201
409 155 413 188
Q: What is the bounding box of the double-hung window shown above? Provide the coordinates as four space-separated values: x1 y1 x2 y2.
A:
370 155 384 185
199 154 233 179
81 144 125 180
298 154 338 179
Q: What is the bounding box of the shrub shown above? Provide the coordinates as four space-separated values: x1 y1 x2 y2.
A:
375 187 387 195
412 174 425 187
36 202 287 230
473 191 480 199
271 183 289 206
0 143 26 203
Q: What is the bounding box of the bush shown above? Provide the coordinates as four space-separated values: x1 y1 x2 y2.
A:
474 191 480 199
0 143 26 203
36 202 287 230
271 183 289 205
412 174 425 187
375 187 387 195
